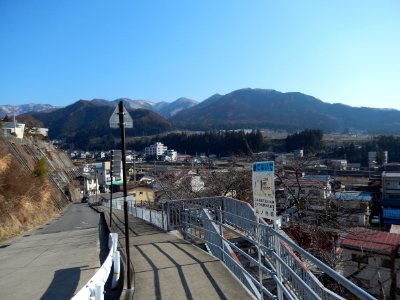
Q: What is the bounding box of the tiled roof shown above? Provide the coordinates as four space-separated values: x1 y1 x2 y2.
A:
341 227 400 255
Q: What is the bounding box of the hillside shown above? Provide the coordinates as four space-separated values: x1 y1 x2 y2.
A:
0 137 76 241
26 100 174 149
171 88 400 133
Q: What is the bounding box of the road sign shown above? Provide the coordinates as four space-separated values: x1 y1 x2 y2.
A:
109 105 133 128
252 161 276 220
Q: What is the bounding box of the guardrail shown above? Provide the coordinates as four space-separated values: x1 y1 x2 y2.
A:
71 233 120 300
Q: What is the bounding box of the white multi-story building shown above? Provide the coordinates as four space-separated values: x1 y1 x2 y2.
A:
144 142 168 158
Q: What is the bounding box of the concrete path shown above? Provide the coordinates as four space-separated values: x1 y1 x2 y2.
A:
102 207 254 300
0 203 101 300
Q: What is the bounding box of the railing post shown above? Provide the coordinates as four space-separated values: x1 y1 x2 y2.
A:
162 203 165 231
112 250 120 289
275 234 283 300
95 283 104 300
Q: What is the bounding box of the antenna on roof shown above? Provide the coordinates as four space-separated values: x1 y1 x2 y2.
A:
13 111 16 133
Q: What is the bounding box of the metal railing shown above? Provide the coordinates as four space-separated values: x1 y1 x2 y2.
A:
100 196 376 300
72 233 120 300
101 197 168 231
164 197 376 300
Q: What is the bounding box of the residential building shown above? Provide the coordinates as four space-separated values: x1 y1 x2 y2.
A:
279 175 333 211
337 228 400 298
1 121 25 139
99 161 123 190
330 159 347 171
82 174 99 196
128 183 155 204
144 142 168 158
163 149 177 162
332 191 372 226
381 172 400 225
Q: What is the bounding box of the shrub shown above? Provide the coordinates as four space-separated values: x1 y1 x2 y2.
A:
33 158 49 177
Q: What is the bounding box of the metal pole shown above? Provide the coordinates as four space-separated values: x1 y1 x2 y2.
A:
110 151 113 228
95 170 98 203
274 219 283 300
257 216 263 299
118 100 131 290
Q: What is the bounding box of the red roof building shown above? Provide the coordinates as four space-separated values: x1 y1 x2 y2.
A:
340 227 400 255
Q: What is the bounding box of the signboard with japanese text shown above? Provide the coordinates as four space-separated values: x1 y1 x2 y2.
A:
252 161 276 220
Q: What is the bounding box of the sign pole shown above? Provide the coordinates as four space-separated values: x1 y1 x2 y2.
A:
257 216 263 299
252 161 277 300
118 101 132 290
109 150 114 227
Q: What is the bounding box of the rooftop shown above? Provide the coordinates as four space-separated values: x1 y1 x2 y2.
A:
341 227 400 255
382 171 400 178
333 191 373 202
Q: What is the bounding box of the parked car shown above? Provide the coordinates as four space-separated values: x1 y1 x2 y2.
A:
81 196 89 203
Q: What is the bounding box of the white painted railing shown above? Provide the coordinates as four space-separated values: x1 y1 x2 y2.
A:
71 233 120 300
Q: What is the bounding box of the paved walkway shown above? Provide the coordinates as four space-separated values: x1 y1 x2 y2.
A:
101 207 254 300
0 204 101 300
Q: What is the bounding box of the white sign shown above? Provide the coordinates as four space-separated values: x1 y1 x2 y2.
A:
252 161 276 220
109 105 133 128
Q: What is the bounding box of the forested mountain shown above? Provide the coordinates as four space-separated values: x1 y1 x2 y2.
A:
25 100 173 149
16 88 400 150
171 88 400 133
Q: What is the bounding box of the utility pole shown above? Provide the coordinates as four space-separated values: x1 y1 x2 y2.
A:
109 100 133 290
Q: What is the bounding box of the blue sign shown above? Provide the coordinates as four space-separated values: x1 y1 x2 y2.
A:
253 161 274 172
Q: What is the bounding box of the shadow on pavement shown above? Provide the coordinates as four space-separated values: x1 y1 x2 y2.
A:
40 266 84 300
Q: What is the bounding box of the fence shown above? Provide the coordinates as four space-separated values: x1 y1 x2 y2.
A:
101 196 168 231
72 233 120 300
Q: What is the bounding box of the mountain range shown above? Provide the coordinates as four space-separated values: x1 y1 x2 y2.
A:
7 89 400 148
0 103 59 117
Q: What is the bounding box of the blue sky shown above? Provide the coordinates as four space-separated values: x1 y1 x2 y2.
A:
1 1 399 109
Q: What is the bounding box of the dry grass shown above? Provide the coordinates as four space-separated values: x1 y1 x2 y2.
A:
0 142 61 242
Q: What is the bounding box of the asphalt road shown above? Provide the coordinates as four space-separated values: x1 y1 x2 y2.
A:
0 203 101 300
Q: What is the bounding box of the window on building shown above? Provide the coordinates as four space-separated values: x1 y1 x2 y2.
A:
352 253 368 264
139 192 143 195
381 259 392 268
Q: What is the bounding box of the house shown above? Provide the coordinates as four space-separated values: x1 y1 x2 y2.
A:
347 163 361 171
279 175 333 211
1 121 25 139
329 159 348 171
128 182 155 204
337 227 400 298
177 154 192 162
381 172 400 225
332 191 372 226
